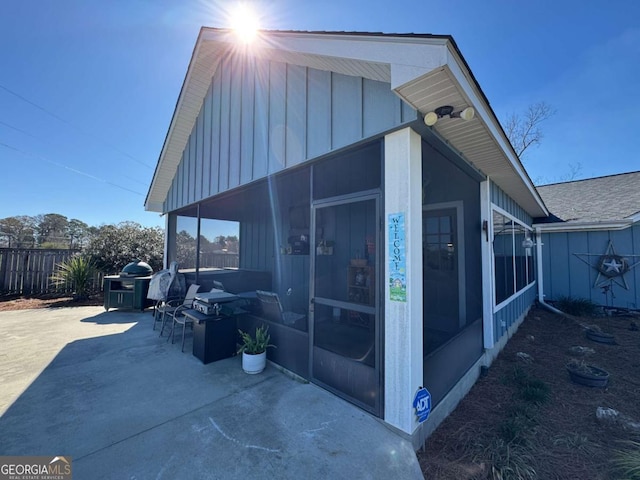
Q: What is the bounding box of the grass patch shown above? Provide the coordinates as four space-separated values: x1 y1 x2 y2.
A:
552 432 596 456
474 438 537 480
612 439 640 479
505 366 551 406
518 378 550 405
475 367 551 476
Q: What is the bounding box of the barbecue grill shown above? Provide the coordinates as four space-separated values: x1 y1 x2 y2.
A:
103 260 154 311
120 260 154 277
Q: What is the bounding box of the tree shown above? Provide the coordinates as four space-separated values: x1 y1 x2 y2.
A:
504 102 554 159
0 216 36 248
176 230 196 269
225 235 239 253
84 221 164 274
66 219 90 249
35 213 68 247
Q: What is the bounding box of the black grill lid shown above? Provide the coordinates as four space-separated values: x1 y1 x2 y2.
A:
121 260 153 277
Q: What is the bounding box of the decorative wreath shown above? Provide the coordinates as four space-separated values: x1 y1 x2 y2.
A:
596 254 629 278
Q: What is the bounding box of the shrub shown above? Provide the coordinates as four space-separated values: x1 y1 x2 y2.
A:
554 296 599 316
50 254 97 300
84 222 164 274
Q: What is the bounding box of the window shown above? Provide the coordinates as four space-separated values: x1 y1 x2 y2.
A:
424 214 455 272
492 209 534 306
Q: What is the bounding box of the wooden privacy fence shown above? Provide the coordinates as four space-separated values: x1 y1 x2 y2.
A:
0 248 103 296
179 252 240 270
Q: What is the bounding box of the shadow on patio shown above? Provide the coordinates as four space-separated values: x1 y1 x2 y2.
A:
0 307 422 479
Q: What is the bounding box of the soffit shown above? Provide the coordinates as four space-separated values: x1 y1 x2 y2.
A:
395 63 546 217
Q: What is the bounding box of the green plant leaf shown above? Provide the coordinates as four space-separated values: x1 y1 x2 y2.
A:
237 325 275 355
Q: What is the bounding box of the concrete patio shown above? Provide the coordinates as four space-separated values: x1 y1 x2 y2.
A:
0 306 422 479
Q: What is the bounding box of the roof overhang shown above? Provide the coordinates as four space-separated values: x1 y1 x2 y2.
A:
535 219 636 233
534 206 640 232
146 29 548 218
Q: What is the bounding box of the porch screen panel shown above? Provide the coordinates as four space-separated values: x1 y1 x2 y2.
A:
493 211 514 304
492 209 534 306
176 215 198 270
198 219 240 270
514 226 528 291
313 142 381 200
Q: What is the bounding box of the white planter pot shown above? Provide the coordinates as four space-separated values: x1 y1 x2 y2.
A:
242 351 267 374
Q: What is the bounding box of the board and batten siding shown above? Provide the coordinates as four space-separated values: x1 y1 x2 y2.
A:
490 181 532 226
540 224 640 309
163 57 416 212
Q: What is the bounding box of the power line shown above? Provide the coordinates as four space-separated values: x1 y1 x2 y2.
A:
0 119 149 186
0 141 144 196
0 83 154 169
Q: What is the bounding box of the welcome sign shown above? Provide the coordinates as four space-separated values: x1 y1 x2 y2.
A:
388 213 406 302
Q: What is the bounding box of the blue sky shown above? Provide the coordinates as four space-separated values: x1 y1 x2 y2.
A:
1 1 638 230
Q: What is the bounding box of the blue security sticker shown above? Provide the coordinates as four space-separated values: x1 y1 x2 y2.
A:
413 387 431 423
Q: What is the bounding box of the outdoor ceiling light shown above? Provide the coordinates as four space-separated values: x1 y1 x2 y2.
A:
424 105 475 126
522 238 535 249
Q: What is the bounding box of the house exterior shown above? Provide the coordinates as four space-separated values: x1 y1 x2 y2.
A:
145 28 548 447
535 172 640 310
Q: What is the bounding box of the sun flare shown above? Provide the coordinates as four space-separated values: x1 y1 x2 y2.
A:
229 3 260 44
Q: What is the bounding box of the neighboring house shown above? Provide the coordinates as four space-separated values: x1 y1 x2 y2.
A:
535 172 640 310
145 28 548 447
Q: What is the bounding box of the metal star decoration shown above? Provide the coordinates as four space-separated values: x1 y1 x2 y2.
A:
573 240 640 290
601 258 623 274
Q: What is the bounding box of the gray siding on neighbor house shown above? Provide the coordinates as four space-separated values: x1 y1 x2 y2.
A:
163 57 416 212
540 224 640 309
491 182 533 226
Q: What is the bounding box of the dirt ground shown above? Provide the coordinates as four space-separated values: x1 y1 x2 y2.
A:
418 306 640 479
0 293 104 311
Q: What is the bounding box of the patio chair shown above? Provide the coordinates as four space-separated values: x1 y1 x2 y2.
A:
149 262 185 329
158 284 200 337
256 290 306 328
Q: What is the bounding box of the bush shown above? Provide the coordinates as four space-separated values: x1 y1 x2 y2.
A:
554 296 599 316
84 222 164 274
50 254 97 300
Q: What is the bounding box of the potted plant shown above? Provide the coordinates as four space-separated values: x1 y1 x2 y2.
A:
585 324 616 345
566 358 610 388
237 325 275 374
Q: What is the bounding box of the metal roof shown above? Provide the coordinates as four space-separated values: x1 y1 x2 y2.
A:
145 28 547 217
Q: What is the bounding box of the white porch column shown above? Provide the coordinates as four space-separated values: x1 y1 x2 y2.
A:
480 180 495 348
383 127 423 435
